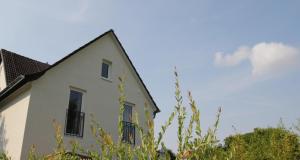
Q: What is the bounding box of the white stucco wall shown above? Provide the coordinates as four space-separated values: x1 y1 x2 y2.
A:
21 33 155 158
0 63 6 91
0 87 31 160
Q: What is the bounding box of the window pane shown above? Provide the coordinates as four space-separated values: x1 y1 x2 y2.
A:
66 110 79 134
66 109 85 137
122 104 135 144
101 63 109 78
66 90 84 136
123 104 132 122
68 90 82 111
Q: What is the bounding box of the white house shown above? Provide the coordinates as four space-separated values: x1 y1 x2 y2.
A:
0 30 160 160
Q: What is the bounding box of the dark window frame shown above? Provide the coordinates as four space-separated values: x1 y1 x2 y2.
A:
101 60 111 79
122 102 135 145
65 89 85 137
64 109 85 137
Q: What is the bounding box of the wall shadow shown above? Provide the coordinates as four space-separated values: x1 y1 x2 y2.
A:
0 114 8 153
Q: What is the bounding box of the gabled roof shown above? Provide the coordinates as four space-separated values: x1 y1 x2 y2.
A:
0 49 50 85
0 30 160 116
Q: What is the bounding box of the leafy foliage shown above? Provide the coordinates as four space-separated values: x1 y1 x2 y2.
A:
0 153 10 160
1 70 299 160
224 128 300 160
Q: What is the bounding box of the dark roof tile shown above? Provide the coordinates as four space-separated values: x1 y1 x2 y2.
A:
0 49 50 85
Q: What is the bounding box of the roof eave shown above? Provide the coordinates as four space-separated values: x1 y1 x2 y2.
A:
109 31 161 116
0 72 45 103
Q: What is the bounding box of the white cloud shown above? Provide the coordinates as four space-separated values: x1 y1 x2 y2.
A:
214 42 300 77
250 42 299 76
214 46 251 66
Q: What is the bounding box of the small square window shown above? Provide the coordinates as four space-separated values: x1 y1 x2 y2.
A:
101 60 111 79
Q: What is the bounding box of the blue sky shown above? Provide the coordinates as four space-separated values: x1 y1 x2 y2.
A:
0 0 299 151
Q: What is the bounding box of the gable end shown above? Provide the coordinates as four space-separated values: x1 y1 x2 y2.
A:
0 30 160 116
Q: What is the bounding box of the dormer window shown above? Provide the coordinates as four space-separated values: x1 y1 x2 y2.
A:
101 60 111 79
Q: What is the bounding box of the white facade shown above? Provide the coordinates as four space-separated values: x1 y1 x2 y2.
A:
0 63 6 91
0 31 158 159
0 86 31 160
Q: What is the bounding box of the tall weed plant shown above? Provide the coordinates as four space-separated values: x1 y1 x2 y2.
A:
1 70 299 159
22 70 224 160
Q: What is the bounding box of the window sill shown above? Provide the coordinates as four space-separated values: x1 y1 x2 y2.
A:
101 77 112 83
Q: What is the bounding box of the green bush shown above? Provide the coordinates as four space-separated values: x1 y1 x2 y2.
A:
224 127 300 160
